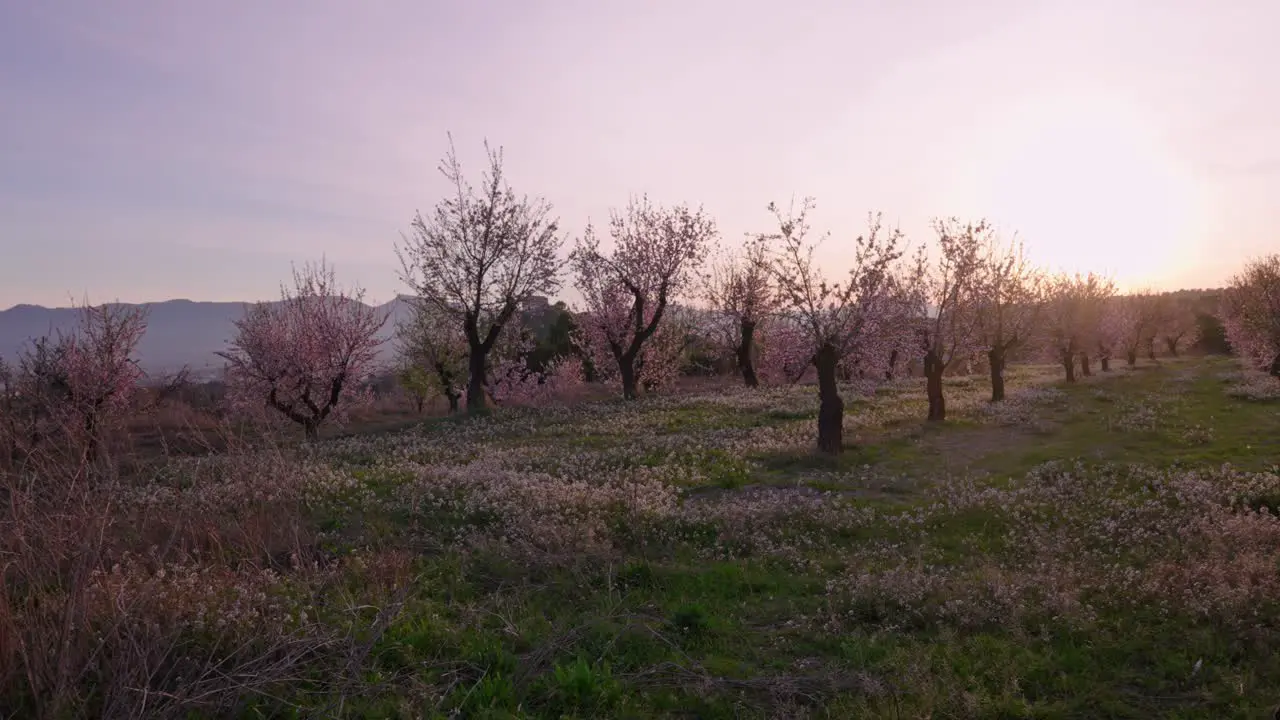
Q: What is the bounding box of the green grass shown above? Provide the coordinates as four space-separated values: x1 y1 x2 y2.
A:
109 357 1280 717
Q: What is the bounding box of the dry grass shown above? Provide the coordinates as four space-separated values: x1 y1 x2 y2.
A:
4 356 1280 718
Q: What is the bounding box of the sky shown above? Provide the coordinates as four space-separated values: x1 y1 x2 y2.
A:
1 0 1277 310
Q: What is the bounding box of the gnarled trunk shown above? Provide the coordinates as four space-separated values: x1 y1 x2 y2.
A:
988 348 1006 402
1165 337 1180 357
1079 352 1092 377
303 420 320 442
814 344 844 454
1126 350 1137 367
1100 355 1111 372
619 353 640 401
886 349 900 381
738 319 759 388
1061 349 1076 383
435 363 462 414
1269 351 1280 379
466 349 488 413
924 349 946 422
1147 338 1157 361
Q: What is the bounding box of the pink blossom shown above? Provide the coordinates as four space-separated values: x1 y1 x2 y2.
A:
703 236 777 386
1220 254 1280 378
762 198 906 453
219 261 388 441
570 196 717 400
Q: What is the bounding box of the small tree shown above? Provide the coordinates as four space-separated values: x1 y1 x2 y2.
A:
1095 297 1130 372
219 261 388 441
5 337 72 461
61 303 149 459
1116 290 1160 366
704 235 776 387
1078 279 1117 376
570 196 717 400
395 362 435 414
1042 272 1115 382
1221 254 1280 378
0 303 147 466
975 234 1044 402
398 136 564 414
764 199 905 454
911 218 986 421
396 299 467 413
1156 294 1201 356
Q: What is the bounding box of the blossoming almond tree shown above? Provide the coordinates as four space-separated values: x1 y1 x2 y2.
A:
974 234 1045 402
1156 294 1202 356
1042 272 1116 382
0 302 148 464
397 136 564 414
703 235 776 387
910 218 986 421
1095 296 1129 372
763 198 905 454
219 261 388 441
1220 254 1280 379
754 316 815 385
1116 289 1160 366
570 196 716 400
61 302 149 459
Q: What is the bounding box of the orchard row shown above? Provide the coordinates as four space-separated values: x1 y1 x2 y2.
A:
3 141 1277 458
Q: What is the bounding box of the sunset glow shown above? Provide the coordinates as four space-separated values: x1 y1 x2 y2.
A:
0 1 1276 306
946 91 1205 291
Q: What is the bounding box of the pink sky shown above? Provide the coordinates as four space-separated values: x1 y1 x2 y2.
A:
2 0 1276 308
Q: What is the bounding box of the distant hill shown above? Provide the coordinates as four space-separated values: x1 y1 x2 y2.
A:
0 296 569 380
0 296 418 379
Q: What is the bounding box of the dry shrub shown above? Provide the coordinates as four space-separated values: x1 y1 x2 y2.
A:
0 420 384 719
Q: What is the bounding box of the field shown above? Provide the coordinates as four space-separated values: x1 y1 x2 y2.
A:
7 356 1280 719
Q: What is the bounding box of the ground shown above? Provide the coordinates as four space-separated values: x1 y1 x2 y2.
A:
10 356 1280 719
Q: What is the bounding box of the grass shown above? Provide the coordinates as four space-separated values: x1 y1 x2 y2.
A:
8 355 1280 718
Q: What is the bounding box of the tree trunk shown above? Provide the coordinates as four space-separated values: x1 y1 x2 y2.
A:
886 349 900 381
924 349 946 422
1269 352 1280 379
1061 350 1076 383
738 320 759 388
814 344 844 454
466 349 488 413
1100 355 1111 372
1165 338 1179 357
303 420 319 442
1147 338 1156 360
1127 350 1137 367
619 354 640 401
1080 352 1092 377
988 348 1006 402
447 392 460 413
83 411 99 463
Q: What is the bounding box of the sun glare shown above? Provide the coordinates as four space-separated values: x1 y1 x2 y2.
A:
945 91 1204 291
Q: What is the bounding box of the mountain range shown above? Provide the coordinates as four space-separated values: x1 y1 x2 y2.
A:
0 297 418 379
0 296 568 380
